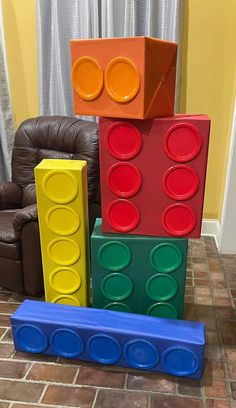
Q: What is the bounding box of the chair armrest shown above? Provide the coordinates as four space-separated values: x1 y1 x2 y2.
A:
13 203 38 237
0 181 22 209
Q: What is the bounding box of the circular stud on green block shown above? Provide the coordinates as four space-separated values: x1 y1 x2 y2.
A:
146 273 178 301
100 273 133 301
104 302 131 313
147 302 178 319
150 243 182 273
98 241 131 271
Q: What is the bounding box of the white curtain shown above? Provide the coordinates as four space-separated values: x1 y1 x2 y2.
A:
37 0 100 118
37 0 184 117
0 1 15 180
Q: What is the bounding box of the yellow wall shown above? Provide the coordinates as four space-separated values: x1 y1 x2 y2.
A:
2 0 38 127
181 0 236 219
2 0 236 220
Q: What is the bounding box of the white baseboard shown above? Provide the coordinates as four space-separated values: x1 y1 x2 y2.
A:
201 218 220 248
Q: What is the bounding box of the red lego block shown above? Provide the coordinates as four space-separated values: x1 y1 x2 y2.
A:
99 115 211 238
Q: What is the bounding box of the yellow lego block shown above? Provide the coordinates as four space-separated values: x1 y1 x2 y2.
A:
35 159 90 306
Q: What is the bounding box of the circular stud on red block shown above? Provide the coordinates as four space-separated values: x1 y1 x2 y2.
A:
164 123 202 162
161 203 196 236
106 199 140 232
105 122 142 160
107 162 142 198
162 165 199 200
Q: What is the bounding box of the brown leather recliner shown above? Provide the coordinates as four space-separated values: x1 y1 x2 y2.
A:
0 116 101 295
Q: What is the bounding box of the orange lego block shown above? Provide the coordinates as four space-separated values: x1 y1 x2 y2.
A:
70 37 177 119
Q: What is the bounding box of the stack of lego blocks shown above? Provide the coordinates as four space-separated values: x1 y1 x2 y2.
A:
11 37 210 380
70 37 210 320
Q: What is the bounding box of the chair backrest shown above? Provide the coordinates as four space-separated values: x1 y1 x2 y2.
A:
12 116 99 207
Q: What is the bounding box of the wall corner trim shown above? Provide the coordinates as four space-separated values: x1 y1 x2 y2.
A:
201 218 221 249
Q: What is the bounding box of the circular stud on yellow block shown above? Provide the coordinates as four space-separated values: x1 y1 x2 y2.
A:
42 170 78 204
72 56 103 100
49 267 81 294
47 238 80 266
52 295 81 306
105 57 140 103
46 206 80 236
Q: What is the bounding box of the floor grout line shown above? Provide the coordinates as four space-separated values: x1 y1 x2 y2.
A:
38 383 49 404
91 389 99 408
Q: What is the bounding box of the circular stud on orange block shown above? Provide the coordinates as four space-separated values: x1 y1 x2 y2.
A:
105 122 142 160
162 165 199 200
164 123 202 162
161 203 196 236
105 57 140 103
72 56 103 100
107 162 142 198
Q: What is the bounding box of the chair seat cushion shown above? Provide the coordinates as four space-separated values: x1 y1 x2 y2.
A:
0 240 21 261
0 210 19 243
0 210 21 260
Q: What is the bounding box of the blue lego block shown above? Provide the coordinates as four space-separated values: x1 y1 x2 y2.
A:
11 300 205 379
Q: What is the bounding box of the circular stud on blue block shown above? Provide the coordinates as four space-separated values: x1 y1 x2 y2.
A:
124 339 159 369
50 328 84 358
87 334 122 365
16 324 48 353
162 347 200 376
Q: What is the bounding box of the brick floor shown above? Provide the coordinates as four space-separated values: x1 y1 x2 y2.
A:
0 237 235 407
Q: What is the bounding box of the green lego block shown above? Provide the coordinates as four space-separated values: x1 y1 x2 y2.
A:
91 218 188 319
